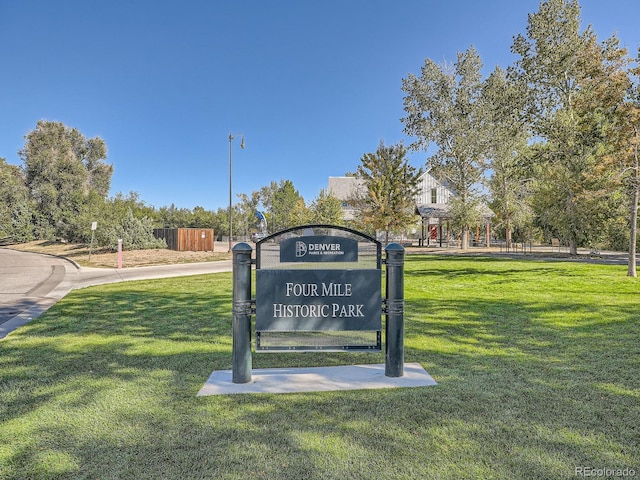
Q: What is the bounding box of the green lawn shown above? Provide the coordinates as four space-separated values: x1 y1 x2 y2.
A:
1 256 638 479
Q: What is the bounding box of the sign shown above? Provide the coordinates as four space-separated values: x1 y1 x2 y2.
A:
91 221 98 231
280 235 358 263
256 269 381 331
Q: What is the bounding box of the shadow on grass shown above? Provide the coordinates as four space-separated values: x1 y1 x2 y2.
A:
1 261 639 479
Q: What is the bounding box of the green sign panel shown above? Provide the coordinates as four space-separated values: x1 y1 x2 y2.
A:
256 269 381 331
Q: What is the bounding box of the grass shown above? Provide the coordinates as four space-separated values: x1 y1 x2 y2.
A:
1 256 639 479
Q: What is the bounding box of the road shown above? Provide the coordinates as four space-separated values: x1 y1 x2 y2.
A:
0 249 69 334
0 248 232 339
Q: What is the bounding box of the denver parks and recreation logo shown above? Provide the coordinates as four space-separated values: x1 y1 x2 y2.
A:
280 235 358 263
295 241 307 257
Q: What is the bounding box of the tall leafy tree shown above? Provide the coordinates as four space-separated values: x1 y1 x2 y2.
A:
482 67 534 247
0 158 33 242
19 120 113 241
609 51 640 276
237 191 262 236
213 206 231 240
510 0 629 254
308 189 344 226
259 180 307 232
157 203 192 228
186 206 212 228
402 46 489 249
625 59 640 277
349 141 423 244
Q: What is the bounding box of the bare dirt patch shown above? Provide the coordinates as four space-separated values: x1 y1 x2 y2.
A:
4 241 233 268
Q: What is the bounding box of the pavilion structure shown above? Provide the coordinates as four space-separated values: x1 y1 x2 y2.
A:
414 203 493 248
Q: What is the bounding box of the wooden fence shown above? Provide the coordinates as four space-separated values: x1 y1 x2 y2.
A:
153 228 214 252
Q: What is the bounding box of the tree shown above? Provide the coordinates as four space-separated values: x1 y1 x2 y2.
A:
510 0 629 254
94 192 153 247
625 60 640 277
482 67 534 247
609 51 640 276
157 204 192 228
349 141 423 244
0 158 33 243
402 46 489 249
259 180 307 232
19 120 113 241
237 191 262 236
308 189 344 226
189 206 215 229
624 106 640 277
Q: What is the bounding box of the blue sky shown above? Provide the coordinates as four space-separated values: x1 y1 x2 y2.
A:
1 0 638 211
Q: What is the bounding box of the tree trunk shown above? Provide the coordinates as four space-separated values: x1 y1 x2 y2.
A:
505 220 512 249
629 189 638 277
628 148 638 278
569 236 578 256
566 197 578 255
461 226 469 250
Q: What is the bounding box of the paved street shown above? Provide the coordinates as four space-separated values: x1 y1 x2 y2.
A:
0 248 232 339
0 249 69 330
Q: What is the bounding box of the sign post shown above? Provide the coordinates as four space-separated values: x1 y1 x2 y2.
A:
117 239 123 269
385 243 405 377
89 221 97 261
232 243 253 383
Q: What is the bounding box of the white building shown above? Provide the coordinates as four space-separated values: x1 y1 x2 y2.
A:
327 176 364 221
328 171 493 247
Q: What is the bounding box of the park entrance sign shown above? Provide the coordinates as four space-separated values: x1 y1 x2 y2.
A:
256 229 382 350
231 225 405 383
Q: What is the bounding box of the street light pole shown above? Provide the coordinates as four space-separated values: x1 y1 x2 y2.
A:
228 133 245 252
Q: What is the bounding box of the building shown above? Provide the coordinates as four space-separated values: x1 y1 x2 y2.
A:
328 171 493 247
327 176 364 221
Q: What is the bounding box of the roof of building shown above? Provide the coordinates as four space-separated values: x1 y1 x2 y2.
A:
415 204 452 218
415 202 494 220
328 176 364 201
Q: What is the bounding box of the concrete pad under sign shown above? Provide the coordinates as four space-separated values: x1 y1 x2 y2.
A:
197 362 437 396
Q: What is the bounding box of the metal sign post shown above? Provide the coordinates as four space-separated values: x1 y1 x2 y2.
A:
89 221 97 261
385 243 405 377
232 243 253 383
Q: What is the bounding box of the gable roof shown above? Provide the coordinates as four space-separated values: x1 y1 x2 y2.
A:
328 176 364 201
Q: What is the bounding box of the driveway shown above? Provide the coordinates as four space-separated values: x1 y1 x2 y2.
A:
0 248 232 339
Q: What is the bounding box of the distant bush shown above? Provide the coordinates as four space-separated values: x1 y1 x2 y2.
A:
103 208 166 251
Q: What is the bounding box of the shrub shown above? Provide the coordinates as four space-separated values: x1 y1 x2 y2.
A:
103 208 166 251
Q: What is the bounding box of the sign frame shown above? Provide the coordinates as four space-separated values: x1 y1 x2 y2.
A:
255 224 382 352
